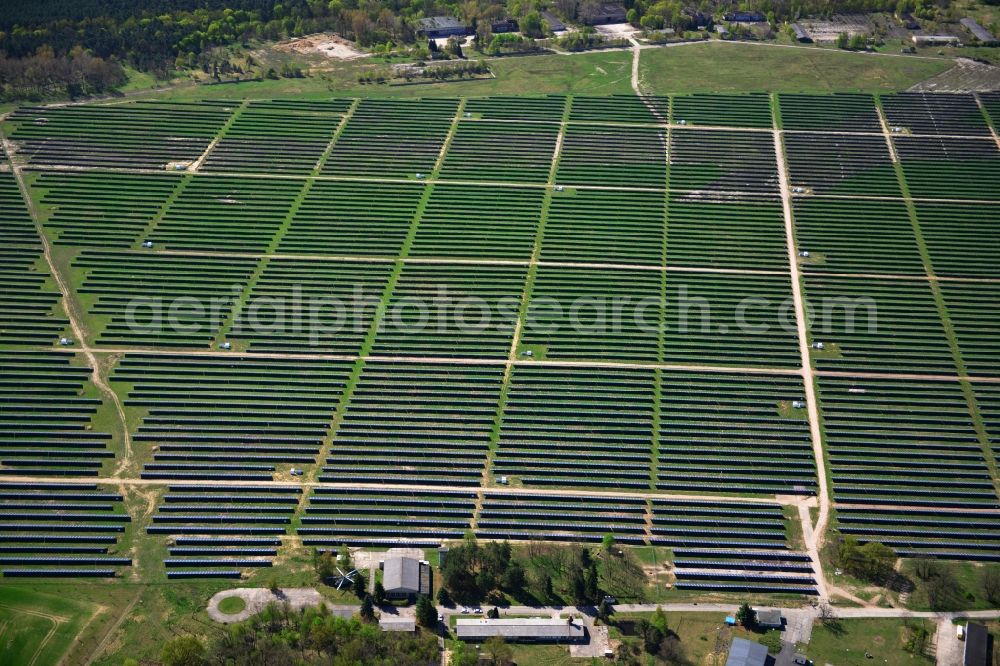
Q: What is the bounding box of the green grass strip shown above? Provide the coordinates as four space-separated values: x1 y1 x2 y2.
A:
191 99 249 171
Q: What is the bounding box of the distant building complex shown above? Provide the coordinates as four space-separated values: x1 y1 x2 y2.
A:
579 3 627 25
415 16 469 38
724 11 766 23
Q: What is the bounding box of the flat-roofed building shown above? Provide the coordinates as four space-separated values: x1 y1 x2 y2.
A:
912 34 960 45
379 616 417 632
456 617 586 643
416 16 469 38
964 622 989 666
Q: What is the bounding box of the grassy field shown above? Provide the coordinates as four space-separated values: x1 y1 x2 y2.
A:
109 41 949 104
122 49 634 104
897 560 999 612
217 596 246 614
805 618 935 665
639 41 952 93
666 612 732 663
0 587 102 666
0 485 361 666
508 644 580 665
3 39 955 111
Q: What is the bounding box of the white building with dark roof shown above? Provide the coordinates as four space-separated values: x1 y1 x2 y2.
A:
456 617 586 643
382 556 430 599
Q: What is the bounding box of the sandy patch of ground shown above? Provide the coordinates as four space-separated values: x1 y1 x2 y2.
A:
596 23 639 38
570 621 609 658
431 35 476 49
274 33 369 60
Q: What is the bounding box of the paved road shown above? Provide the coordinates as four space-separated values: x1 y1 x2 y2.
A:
935 618 964 666
209 589 999 666
443 601 999 621
207 588 329 623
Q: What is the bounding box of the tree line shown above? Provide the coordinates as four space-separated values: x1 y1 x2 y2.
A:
2 0 967 76
0 45 124 101
0 0 416 77
154 601 439 666
436 533 641 607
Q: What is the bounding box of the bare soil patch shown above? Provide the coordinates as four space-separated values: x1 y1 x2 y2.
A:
274 33 369 60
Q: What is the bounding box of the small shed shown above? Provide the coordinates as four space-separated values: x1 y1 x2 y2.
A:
755 608 783 629
792 23 812 43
